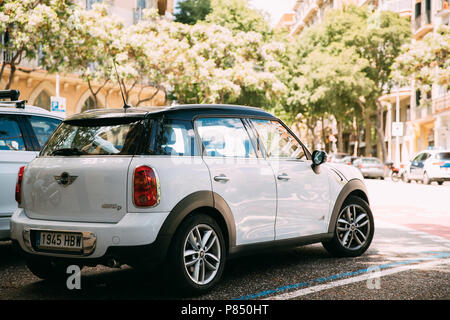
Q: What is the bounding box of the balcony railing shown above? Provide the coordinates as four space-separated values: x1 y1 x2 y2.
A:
432 94 450 114
415 105 433 120
414 11 432 31
380 0 412 12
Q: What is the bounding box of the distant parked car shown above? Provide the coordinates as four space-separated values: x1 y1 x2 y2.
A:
342 155 359 166
353 157 385 179
0 90 63 240
403 150 450 185
328 152 349 163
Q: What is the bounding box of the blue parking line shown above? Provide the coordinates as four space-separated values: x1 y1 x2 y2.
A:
233 252 450 300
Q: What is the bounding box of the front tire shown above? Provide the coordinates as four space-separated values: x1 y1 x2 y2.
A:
322 196 374 257
168 214 226 295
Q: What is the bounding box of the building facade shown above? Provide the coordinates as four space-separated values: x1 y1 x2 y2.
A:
381 0 450 165
0 0 174 117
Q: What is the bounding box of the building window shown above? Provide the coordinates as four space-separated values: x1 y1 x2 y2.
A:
86 0 103 10
34 90 51 111
425 0 432 24
1 31 12 63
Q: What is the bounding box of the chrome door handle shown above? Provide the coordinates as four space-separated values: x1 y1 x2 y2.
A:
277 173 290 181
214 174 229 182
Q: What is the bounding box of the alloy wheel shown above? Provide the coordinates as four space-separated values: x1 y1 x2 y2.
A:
336 204 371 251
183 224 221 285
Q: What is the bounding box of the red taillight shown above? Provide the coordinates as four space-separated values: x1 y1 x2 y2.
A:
358 164 363 169
133 166 159 207
15 166 25 204
432 162 445 166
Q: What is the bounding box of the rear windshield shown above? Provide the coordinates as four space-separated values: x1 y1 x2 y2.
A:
41 119 144 156
362 158 382 164
436 152 450 160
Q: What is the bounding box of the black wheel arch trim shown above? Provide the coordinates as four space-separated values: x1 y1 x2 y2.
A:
156 190 237 257
327 179 370 234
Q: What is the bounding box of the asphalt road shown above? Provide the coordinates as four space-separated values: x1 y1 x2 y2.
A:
0 179 449 300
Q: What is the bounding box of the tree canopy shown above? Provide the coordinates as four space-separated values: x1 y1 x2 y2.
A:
393 24 449 99
174 0 212 25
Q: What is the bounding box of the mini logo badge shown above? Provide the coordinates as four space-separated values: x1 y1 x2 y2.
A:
54 172 77 187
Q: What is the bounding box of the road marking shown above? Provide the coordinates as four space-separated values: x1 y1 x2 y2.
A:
376 220 450 243
234 252 450 300
264 258 449 300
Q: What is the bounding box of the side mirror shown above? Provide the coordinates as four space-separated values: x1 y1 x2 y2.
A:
312 150 327 166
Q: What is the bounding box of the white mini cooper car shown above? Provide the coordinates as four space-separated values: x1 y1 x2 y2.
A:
11 105 374 294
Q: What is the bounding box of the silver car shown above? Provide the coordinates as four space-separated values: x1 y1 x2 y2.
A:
354 157 385 179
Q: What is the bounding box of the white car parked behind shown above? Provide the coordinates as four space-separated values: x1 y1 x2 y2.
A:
403 150 450 185
0 90 63 239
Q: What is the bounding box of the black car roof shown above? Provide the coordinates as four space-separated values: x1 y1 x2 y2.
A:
65 104 277 122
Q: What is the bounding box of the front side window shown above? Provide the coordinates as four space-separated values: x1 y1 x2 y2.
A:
27 116 61 149
413 153 423 162
251 119 306 160
151 119 198 156
195 118 257 158
41 119 144 156
0 115 26 151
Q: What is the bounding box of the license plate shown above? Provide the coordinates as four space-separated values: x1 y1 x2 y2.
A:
36 231 82 251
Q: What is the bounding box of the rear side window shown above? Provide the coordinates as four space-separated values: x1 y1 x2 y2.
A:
27 116 61 149
0 114 26 151
150 119 198 156
362 158 382 164
195 118 257 158
41 119 144 156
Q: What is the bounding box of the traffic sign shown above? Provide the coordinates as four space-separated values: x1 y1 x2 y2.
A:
51 96 66 113
392 122 403 137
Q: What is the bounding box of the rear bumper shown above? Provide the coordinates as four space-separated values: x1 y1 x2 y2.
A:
10 208 171 263
0 217 11 240
360 169 384 178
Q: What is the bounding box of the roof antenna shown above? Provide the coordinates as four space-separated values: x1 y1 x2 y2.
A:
112 59 131 111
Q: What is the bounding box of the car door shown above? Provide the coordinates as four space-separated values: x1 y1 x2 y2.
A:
410 153 424 179
249 119 331 240
0 114 37 237
195 117 277 245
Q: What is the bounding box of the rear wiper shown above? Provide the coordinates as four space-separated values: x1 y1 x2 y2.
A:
51 148 85 156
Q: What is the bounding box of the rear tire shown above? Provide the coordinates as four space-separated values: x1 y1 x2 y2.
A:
402 173 410 183
437 181 444 186
423 172 431 185
168 214 226 295
322 196 374 257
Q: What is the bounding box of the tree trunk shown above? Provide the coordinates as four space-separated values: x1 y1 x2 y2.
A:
5 63 15 90
375 100 387 162
337 119 344 153
357 99 373 157
320 116 327 152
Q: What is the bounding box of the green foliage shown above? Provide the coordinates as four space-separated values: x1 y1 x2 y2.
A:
205 0 271 38
0 0 79 89
282 5 411 129
174 0 212 25
393 24 449 97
